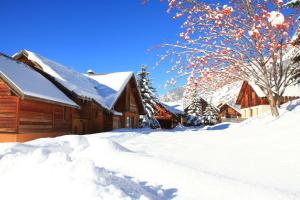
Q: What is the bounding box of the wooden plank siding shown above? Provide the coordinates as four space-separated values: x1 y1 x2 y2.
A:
15 54 108 136
109 78 143 130
19 99 72 134
71 99 105 134
236 81 297 109
218 104 241 119
0 76 77 142
237 82 269 109
154 103 179 129
0 79 18 133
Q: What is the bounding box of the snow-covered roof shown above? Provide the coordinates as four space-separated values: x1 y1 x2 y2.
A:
160 101 184 115
14 50 119 110
88 72 135 109
219 102 241 114
248 81 300 97
0 54 78 108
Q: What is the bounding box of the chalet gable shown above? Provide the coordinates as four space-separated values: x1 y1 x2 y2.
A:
88 72 145 114
236 81 300 108
0 54 78 108
13 50 116 111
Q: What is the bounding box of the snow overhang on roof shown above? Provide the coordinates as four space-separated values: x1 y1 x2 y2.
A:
0 54 79 108
88 72 135 109
160 101 184 115
248 81 300 98
13 50 118 110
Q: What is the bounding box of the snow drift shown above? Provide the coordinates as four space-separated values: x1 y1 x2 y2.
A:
0 100 299 200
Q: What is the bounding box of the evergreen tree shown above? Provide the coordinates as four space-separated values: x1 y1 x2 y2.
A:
137 65 161 129
184 94 203 126
183 70 203 126
203 100 219 125
188 96 202 116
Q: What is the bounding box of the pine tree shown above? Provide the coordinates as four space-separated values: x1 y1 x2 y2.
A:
183 69 203 126
137 65 161 129
203 100 219 125
185 95 203 126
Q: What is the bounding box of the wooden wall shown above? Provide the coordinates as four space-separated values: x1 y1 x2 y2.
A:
154 104 178 129
0 79 18 133
112 78 143 129
19 99 72 134
238 83 269 109
0 78 76 142
219 104 241 118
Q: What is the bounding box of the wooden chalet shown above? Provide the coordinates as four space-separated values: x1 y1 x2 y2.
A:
88 71 145 130
13 50 144 136
0 54 79 142
154 102 184 129
236 81 300 118
217 103 242 122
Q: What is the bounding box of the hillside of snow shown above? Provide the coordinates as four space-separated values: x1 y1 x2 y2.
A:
203 80 243 107
0 100 300 200
159 87 185 102
160 81 243 109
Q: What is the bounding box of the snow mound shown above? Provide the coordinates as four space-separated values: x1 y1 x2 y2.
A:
236 98 300 128
0 136 171 200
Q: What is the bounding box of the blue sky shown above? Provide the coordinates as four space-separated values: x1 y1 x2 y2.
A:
0 0 185 95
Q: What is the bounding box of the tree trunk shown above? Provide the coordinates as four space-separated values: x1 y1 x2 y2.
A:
268 94 280 117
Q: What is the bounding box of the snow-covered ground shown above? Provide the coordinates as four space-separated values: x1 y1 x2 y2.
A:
0 100 300 200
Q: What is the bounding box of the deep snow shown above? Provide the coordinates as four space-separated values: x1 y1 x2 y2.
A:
0 100 300 200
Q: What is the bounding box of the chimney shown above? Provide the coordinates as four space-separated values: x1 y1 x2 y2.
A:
87 69 94 75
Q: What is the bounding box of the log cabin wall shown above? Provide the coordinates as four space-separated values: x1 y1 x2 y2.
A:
113 78 142 129
16 99 73 142
154 104 178 129
219 105 241 118
238 82 269 109
88 103 105 133
104 113 113 131
18 99 72 134
236 81 300 118
0 79 18 135
71 99 105 134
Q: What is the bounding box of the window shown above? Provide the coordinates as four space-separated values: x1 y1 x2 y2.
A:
126 116 133 128
63 107 70 121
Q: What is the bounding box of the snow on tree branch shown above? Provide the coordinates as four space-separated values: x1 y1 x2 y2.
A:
156 0 300 117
